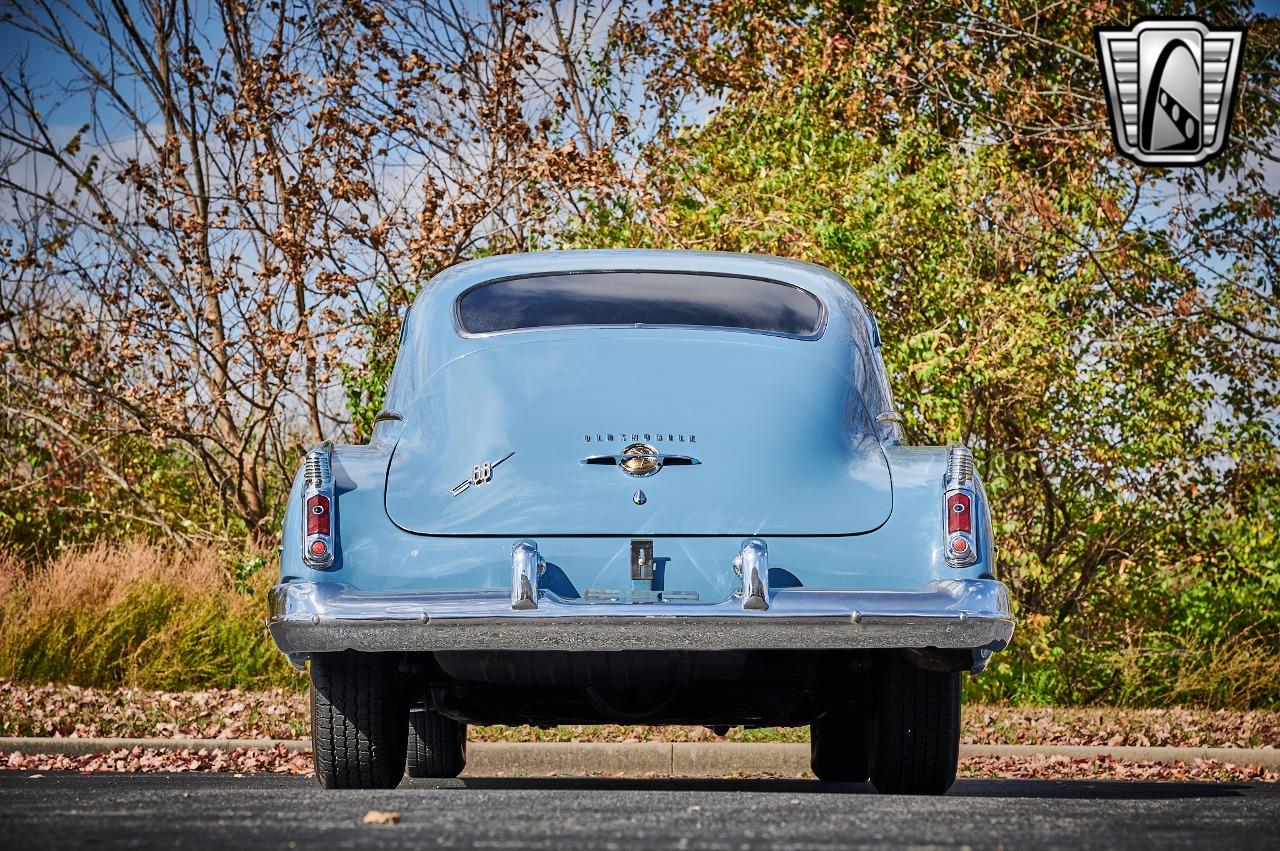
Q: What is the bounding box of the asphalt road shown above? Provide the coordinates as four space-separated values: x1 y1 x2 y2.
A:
2 773 1278 850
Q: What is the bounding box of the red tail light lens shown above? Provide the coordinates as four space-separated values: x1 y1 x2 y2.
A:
947 492 972 534
306 495 331 536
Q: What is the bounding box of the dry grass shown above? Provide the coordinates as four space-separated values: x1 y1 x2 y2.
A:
1164 628 1280 709
0 541 297 690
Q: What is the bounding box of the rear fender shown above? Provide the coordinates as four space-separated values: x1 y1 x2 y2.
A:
878 445 996 582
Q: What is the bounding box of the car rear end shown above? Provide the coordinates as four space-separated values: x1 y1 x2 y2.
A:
268 250 1013 793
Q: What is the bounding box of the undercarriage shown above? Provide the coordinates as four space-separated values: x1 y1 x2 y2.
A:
409 648 872 728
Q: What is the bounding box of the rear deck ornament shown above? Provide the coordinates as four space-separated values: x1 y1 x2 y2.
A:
582 443 700 477
1095 18 1245 166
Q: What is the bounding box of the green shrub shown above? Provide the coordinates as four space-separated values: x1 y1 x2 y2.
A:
967 485 1280 708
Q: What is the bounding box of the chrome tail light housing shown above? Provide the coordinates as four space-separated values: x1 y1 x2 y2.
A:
943 446 978 568
302 441 336 569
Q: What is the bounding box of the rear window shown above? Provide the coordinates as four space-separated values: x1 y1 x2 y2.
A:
456 272 824 337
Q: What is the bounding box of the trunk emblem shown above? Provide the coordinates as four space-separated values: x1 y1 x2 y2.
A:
620 443 661 477
450 451 515 496
582 443 700 477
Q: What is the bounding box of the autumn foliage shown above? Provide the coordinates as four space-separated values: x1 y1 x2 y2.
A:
0 1 1278 706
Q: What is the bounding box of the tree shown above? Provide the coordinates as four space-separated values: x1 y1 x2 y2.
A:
0 0 643 547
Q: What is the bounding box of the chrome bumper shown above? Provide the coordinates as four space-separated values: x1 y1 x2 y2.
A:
267 578 1014 659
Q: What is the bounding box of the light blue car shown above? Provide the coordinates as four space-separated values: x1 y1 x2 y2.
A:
269 250 1014 793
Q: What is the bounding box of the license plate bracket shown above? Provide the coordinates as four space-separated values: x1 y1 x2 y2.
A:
582 539 700 603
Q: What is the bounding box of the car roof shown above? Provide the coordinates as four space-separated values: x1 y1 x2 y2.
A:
383 250 884 414
414 249 868 316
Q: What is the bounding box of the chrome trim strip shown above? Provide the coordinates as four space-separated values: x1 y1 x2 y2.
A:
734 538 769 610
267 579 1014 656
582 452 701 468
945 446 975 490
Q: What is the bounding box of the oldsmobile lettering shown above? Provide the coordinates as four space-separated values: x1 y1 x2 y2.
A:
584 432 696 443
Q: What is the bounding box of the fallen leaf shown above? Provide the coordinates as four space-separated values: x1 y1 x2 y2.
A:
362 810 401 825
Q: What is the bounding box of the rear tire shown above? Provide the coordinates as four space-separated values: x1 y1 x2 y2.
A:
406 709 468 778
868 653 961 795
809 703 872 782
310 652 408 789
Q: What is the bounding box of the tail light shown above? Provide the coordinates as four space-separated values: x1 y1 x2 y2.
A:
944 446 978 568
302 442 335 569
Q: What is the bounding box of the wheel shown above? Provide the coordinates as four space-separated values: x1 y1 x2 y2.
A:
868 653 961 795
406 709 467 778
310 651 408 789
809 703 872 782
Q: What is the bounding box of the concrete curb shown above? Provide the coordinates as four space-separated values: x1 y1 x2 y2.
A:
4 738 1278 773
466 743 1280 775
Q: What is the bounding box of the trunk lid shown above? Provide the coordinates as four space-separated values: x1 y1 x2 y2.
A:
384 336 891 537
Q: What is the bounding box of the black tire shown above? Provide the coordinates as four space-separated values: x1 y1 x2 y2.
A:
406 709 468 778
809 703 872 782
868 653 961 795
310 652 408 789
